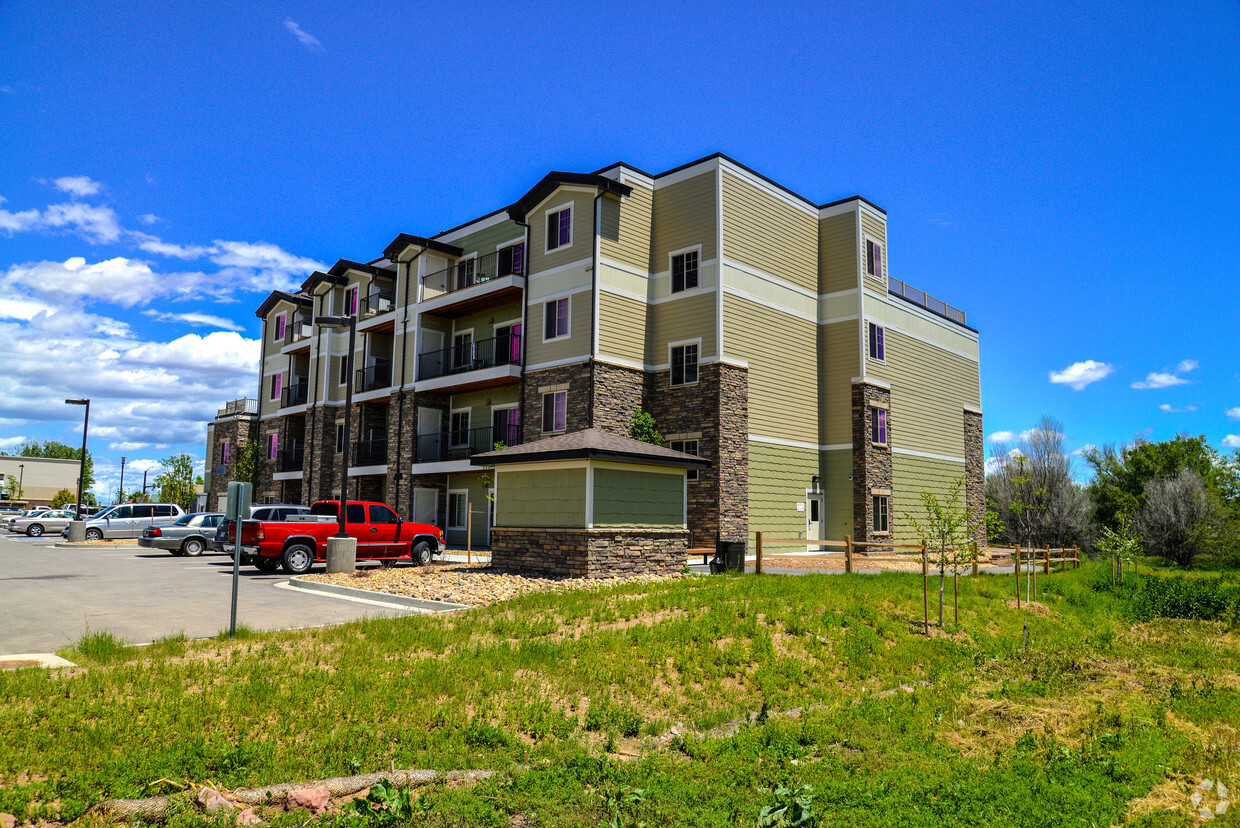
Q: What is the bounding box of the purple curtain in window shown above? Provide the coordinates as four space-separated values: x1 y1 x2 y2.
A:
876 326 884 360
559 210 571 246
556 299 568 335
270 433 278 460
513 242 524 275
554 392 566 430
222 442 230 464
874 243 882 280
276 315 285 340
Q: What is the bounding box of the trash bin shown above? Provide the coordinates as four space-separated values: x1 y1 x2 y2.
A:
711 540 746 573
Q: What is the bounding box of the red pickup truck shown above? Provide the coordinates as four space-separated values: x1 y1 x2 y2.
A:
236 500 444 575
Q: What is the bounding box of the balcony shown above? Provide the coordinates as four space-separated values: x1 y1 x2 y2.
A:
353 436 388 467
281 316 313 348
415 425 521 464
278 443 305 472
216 398 257 419
886 277 967 327
420 248 525 317
356 358 393 393
361 283 396 318
281 379 309 408
415 334 522 393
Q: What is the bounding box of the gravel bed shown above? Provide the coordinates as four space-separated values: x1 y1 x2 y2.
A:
301 562 686 607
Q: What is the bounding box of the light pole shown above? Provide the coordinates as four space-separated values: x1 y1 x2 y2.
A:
118 456 126 503
315 313 357 574
65 398 90 519
17 464 23 501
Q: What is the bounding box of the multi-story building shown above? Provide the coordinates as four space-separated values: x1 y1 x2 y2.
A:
231 154 982 550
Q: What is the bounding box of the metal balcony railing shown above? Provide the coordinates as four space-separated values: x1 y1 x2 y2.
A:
417 334 521 382
421 247 525 301
278 444 304 472
281 379 309 408
282 316 313 345
353 437 388 466
356 358 393 392
362 284 396 317
415 425 521 463
887 277 967 326
217 398 258 417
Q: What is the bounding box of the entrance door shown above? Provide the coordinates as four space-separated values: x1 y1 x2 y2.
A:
806 493 824 551
420 330 444 379
413 488 438 527
491 407 519 448
487 487 495 546
418 408 441 462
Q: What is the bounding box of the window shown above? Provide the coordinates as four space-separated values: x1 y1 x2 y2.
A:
452 331 474 370
872 496 889 533
870 407 887 445
455 257 475 291
868 322 885 361
270 373 281 401
671 343 699 386
670 439 700 481
274 313 286 342
154 505 172 517
544 297 569 340
134 505 155 519
496 322 522 364
448 491 467 530
498 241 525 276
546 205 572 251
542 391 566 433
345 286 359 315
492 407 519 447
449 410 471 447
809 498 820 522
338 355 349 386
221 441 231 465
866 239 883 281
335 423 345 454
268 433 278 461
671 250 699 293
369 504 399 524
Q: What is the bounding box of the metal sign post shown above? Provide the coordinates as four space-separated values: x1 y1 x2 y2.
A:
225 481 252 638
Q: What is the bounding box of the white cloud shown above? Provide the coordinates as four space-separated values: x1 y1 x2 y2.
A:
0 435 28 451
1158 404 1198 413
40 202 123 243
122 331 260 372
141 310 244 331
1069 443 1097 458
1222 435 1240 449
108 442 157 451
1132 360 1197 389
1049 360 1114 391
126 459 163 474
284 19 325 52
2 256 162 307
985 447 1023 475
134 236 214 259
138 214 159 225
53 176 103 197
987 429 1034 444
1225 407 1240 421
1177 359 1199 373
0 205 41 234
209 240 323 289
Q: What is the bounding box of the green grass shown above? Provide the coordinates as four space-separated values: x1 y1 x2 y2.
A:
4 563 1239 826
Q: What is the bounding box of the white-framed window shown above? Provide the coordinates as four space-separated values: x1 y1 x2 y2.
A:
545 202 573 252
870 407 888 446
449 409 471 448
451 329 474 371
670 341 699 387
868 322 885 361
221 441 231 465
872 495 889 533
670 247 700 293
268 433 279 461
497 239 525 276
454 255 476 291
344 285 359 316
335 423 345 454
270 373 282 401
543 297 570 341
541 390 567 433
338 354 349 386
273 312 286 342
865 238 884 281
448 490 468 530
670 439 699 482
491 404 520 448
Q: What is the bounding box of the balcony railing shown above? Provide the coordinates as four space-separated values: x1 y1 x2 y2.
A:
421 248 525 301
887 277 967 326
353 436 388 466
217 398 257 418
281 379 309 408
417 334 521 382
278 443 304 472
282 316 313 345
415 425 521 464
356 358 393 392
362 284 396 317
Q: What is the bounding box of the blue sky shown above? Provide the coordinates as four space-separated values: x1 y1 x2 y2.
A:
2 0 1238 499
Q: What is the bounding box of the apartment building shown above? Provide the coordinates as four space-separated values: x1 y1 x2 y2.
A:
233 153 983 550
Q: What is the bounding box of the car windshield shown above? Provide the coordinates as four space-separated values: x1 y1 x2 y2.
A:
91 507 117 521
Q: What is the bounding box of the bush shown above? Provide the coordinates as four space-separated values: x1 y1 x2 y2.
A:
1126 574 1240 623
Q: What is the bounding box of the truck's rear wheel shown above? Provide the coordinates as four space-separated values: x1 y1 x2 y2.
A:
411 540 432 567
281 543 314 575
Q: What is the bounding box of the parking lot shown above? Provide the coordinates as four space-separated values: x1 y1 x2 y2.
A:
0 533 418 654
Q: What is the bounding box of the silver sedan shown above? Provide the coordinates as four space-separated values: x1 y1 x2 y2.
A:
9 510 78 538
138 512 225 556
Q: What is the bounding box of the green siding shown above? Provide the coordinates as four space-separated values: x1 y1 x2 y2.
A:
892 453 967 544
748 440 819 551
496 468 587 528
821 449 854 540
444 219 525 260
593 468 684 528
445 471 492 546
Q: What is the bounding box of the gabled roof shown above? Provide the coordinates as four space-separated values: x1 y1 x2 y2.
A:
506 173 633 222
254 290 312 318
328 259 396 279
382 234 463 261
471 428 710 470
301 270 347 293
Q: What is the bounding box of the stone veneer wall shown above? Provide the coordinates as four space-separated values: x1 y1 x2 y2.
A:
522 362 592 443
715 364 749 544
206 413 257 509
852 382 893 544
590 361 646 437
964 409 985 548
490 527 688 577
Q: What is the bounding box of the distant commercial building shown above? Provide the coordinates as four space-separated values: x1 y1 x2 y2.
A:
0 456 82 507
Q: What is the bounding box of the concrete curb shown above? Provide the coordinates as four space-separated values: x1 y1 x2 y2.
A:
287 576 471 613
53 542 143 549
0 653 76 669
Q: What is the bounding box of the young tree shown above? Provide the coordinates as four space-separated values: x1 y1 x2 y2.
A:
128 489 152 504
232 440 265 490
630 410 663 446
50 488 75 508
155 453 197 511
905 478 976 627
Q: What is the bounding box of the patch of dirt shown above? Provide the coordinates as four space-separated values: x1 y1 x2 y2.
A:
0 660 40 670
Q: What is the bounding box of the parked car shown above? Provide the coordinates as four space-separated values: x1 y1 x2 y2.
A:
212 504 309 553
236 500 444 574
61 502 186 540
1 508 53 531
9 509 78 537
138 512 225 556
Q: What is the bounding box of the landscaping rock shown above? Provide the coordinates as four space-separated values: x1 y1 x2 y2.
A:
198 786 235 813
235 807 261 826
1 812 16 828
286 788 331 814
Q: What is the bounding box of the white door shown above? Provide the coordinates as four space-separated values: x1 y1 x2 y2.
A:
806 494 824 551
487 487 495 545
420 330 444 379
418 407 441 462
413 488 438 527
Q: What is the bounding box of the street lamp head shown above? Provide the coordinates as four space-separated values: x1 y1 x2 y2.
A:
65 398 89 406
314 315 350 328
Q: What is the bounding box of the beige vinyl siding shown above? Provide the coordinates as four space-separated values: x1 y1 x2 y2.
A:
600 184 653 272
721 172 817 293
444 471 492 546
443 219 525 261
891 453 966 543
722 294 817 444
652 171 717 269
821 449 854 540
496 468 587 528
529 191 595 275
819 211 858 294
592 468 684 528
525 292 592 366
819 320 859 446
748 441 819 548
648 292 717 364
867 329 980 457
597 291 648 365
861 211 887 296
